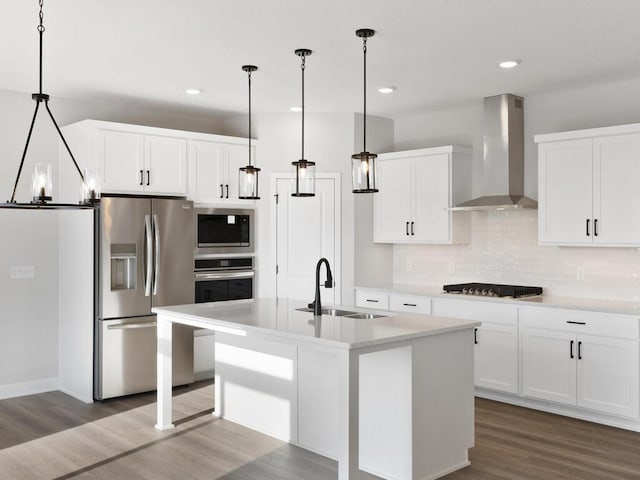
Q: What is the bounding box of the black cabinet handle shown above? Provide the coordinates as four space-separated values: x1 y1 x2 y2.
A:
403 303 417 307
566 321 586 325
410 221 415 236
586 219 590 236
225 184 229 198
139 169 144 186
594 219 598 237
366 299 379 303
220 184 224 198
146 170 150 186
578 341 582 360
406 221 409 236
570 340 574 359
474 328 478 345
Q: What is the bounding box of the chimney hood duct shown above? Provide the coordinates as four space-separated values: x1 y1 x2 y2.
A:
451 94 537 211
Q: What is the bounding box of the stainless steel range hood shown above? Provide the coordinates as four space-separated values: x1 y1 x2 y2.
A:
451 94 537 211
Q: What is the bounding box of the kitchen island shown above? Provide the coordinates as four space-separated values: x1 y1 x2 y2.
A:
153 298 480 480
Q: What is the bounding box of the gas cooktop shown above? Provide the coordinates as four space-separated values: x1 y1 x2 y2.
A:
442 282 543 298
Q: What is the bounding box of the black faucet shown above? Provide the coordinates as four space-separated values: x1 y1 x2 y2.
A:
308 257 333 316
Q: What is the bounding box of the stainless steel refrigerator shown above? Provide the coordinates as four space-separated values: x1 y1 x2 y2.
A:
95 195 195 400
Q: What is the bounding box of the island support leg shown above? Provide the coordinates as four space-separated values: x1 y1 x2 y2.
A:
338 348 361 479
155 315 174 430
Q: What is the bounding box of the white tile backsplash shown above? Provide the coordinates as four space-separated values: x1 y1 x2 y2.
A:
393 210 640 301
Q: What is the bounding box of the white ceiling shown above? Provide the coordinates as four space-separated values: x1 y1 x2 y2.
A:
1 0 639 119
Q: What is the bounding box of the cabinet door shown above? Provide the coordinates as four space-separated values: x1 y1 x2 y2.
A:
389 293 431 314
98 129 145 193
521 327 577 406
474 322 519 394
412 153 451 242
593 134 640 246
576 334 639 418
188 140 226 203
144 135 187 195
374 157 412 242
538 139 593 245
355 290 389 310
226 143 255 201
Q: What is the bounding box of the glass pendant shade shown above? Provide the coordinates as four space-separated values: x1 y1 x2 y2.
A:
31 163 52 203
238 165 260 199
351 151 378 193
81 168 101 204
291 159 316 197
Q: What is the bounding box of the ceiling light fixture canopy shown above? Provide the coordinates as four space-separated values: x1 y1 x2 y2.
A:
238 65 260 200
2 0 96 209
291 49 316 198
352 28 378 194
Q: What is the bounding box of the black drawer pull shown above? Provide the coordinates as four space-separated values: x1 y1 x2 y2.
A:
406 221 409 236
146 170 150 186
474 328 478 345
586 218 590 236
225 184 229 198
570 340 574 359
410 221 415 236
139 169 144 186
578 341 583 360
594 219 598 237
366 299 379 303
403 303 417 307
566 321 586 325
220 184 224 198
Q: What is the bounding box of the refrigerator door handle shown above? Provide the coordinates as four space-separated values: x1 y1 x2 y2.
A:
153 214 160 295
144 214 153 296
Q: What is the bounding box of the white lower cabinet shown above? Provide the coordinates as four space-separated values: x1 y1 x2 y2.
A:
521 307 639 418
355 290 389 310
432 298 518 394
389 293 431 314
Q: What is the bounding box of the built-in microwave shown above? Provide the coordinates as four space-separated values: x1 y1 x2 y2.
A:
195 208 254 255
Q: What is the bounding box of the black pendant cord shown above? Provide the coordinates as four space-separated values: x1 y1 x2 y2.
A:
248 69 252 166
8 0 84 203
301 52 305 161
362 36 367 154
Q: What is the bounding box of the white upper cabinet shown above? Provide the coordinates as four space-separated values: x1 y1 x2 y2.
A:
374 146 471 244
536 124 640 246
59 120 254 204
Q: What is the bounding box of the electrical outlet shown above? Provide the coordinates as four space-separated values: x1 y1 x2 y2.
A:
11 266 35 279
576 266 585 281
448 262 456 274
405 260 413 272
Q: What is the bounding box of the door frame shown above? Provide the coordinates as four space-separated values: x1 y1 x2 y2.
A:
270 172 342 304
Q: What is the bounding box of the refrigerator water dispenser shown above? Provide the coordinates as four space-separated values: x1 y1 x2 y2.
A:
110 244 137 290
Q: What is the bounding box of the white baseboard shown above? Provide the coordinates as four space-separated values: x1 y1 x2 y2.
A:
0 377 58 400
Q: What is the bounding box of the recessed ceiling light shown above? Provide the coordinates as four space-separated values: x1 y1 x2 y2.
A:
378 86 397 94
499 60 521 69
290 106 302 112
185 88 203 95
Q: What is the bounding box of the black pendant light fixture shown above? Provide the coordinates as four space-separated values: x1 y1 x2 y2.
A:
351 28 378 193
238 65 260 200
2 0 96 209
291 49 316 197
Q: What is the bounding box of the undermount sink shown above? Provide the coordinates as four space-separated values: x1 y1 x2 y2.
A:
295 307 386 319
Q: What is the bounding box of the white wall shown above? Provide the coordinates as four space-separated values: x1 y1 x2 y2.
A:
391 75 640 301
0 88 226 397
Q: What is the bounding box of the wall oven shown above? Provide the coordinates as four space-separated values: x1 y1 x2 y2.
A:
194 256 254 303
195 208 254 255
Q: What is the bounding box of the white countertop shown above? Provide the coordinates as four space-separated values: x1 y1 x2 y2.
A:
356 283 640 316
153 298 480 350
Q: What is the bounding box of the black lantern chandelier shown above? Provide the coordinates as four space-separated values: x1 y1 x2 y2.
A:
291 49 316 197
3 0 97 209
351 28 378 193
238 65 260 200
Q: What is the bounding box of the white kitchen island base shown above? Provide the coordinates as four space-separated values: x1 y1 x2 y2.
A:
154 299 478 480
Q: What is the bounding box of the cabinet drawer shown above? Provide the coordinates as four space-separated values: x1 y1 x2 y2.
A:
520 306 639 339
355 290 389 310
432 297 517 326
389 294 431 314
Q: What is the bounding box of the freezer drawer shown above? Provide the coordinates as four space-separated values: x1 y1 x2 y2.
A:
96 316 194 400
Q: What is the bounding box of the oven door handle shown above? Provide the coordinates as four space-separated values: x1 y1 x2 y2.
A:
194 271 255 281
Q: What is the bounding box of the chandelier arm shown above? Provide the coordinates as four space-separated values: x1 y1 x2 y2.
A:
9 102 42 203
44 100 85 182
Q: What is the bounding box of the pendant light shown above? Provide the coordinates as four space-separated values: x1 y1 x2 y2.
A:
238 65 260 200
351 28 378 193
291 49 316 197
2 0 96 209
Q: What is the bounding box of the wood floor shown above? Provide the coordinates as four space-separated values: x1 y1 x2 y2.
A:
1 382 640 479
